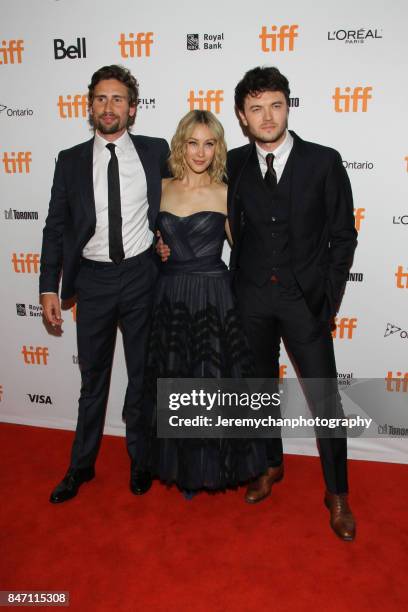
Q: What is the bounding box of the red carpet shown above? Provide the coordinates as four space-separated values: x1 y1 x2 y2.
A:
1 423 407 612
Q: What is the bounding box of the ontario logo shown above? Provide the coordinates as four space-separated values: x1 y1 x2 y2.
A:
0 103 33 117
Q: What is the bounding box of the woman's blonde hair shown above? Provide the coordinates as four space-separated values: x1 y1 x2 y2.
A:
169 110 227 183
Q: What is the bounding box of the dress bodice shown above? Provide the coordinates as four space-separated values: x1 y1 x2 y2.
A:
157 211 228 274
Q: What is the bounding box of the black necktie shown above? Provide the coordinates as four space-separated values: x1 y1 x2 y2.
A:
264 153 277 191
106 143 125 264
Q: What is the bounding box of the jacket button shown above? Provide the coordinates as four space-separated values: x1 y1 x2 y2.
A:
271 217 276 222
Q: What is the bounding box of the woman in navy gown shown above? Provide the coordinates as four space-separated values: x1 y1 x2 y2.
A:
146 110 268 492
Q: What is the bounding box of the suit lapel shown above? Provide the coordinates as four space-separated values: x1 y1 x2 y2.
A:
130 135 159 229
288 131 307 230
79 138 96 228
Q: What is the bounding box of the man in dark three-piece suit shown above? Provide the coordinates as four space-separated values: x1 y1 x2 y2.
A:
40 65 169 503
228 67 358 540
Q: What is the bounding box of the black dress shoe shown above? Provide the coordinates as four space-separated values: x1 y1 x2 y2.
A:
130 468 152 495
49 466 95 504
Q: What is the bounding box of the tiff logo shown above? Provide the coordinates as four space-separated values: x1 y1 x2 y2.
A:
188 90 224 114
259 25 299 52
354 208 365 232
395 266 408 289
12 253 40 273
2 152 32 173
405 156 408 172
57 94 87 118
332 87 373 112
0 39 24 64
385 371 408 392
118 32 154 58
53 37 86 60
22 345 49 365
332 317 357 339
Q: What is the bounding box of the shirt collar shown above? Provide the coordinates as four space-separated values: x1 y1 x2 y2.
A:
255 130 293 164
94 130 134 157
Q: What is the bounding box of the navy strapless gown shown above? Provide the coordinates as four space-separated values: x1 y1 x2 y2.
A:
146 211 269 490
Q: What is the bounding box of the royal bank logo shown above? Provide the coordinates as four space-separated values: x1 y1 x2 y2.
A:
5 208 39 220
16 303 43 317
343 160 374 170
0 103 33 118
347 272 364 282
328 28 383 44
137 97 156 110
337 372 354 386
53 37 87 60
186 33 224 51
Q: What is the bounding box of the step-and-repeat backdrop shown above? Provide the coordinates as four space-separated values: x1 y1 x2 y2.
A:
1 0 407 463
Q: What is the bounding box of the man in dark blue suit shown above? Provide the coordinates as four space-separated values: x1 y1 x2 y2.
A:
40 65 170 503
228 67 357 540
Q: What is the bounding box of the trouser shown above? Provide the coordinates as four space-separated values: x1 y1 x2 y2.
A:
237 276 348 494
70 249 157 470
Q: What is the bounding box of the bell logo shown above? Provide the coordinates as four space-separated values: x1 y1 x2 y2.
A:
118 32 154 58
385 371 408 392
22 346 49 365
354 208 365 231
259 25 299 52
0 39 24 64
2 152 32 173
12 253 40 273
53 37 86 60
395 266 408 289
187 90 224 114
332 87 373 112
57 94 87 119
332 318 357 339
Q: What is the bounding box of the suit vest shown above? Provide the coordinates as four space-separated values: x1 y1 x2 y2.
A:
238 145 296 286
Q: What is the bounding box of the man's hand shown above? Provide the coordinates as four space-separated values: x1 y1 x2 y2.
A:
40 293 63 328
155 231 171 262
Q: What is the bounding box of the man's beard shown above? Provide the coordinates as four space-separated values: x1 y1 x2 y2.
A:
257 119 288 144
94 114 122 134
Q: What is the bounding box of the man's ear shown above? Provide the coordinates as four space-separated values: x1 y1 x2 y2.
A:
237 108 248 127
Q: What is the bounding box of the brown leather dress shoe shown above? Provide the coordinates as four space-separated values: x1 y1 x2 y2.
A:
245 465 284 504
324 492 356 541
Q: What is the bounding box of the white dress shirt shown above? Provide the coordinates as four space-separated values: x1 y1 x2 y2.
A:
82 130 153 261
256 130 294 182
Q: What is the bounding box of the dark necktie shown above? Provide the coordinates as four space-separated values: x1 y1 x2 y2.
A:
264 153 277 191
106 143 125 264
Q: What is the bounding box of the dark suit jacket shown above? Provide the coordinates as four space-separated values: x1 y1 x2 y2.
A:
227 131 358 320
40 133 170 300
